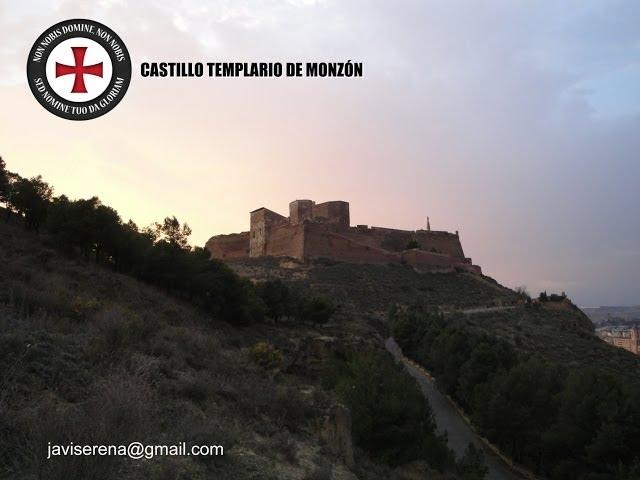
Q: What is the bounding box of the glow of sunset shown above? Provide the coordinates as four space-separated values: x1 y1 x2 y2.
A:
1 0 639 307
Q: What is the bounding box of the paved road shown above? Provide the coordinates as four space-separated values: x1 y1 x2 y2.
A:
385 338 521 480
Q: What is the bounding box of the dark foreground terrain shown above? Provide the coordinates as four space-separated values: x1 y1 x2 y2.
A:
1 210 639 479
0 219 489 480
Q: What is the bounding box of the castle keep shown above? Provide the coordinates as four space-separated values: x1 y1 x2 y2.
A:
205 199 481 274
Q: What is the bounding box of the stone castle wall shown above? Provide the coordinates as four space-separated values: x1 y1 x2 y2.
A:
400 249 479 273
342 226 465 258
205 232 249 260
266 223 306 258
311 201 350 227
414 231 465 257
303 223 399 264
206 199 481 274
290 200 315 225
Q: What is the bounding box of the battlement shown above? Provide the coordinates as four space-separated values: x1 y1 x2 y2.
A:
205 199 481 273
289 199 350 227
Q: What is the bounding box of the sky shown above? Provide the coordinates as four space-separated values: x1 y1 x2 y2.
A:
1 0 639 307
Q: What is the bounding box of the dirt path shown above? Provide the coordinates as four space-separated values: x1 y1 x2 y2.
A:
444 305 518 316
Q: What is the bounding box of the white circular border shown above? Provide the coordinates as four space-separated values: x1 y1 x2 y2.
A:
45 37 113 102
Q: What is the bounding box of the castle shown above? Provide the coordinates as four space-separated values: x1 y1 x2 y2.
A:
205 199 481 274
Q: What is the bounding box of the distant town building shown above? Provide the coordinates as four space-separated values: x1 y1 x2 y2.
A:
598 326 640 355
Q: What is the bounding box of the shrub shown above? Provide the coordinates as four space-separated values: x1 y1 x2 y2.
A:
405 239 421 250
4 281 76 320
93 306 159 358
270 386 314 430
13 373 155 480
272 430 298 463
174 375 211 404
257 279 294 322
297 297 336 325
305 460 332 480
514 286 530 303
71 296 101 318
248 341 283 370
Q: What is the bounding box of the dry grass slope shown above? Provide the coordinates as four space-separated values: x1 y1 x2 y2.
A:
0 222 388 480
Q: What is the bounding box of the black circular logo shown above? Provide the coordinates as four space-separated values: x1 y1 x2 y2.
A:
26 19 131 121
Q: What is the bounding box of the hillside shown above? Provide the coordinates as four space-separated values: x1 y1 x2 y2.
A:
229 258 640 479
0 220 386 480
227 257 610 372
2 188 639 479
1 217 492 480
451 305 640 382
229 257 517 322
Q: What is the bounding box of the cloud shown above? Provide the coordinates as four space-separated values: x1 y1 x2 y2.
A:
0 0 639 306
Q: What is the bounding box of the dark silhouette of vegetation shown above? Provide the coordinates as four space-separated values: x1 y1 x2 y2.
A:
537 290 570 303
150 215 192 249
7 175 53 231
392 307 640 479
0 160 333 326
379 231 407 252
257 279 294 322
405 239 421 250
0 228 323 479
456 444 488 480
324 349 488 477
0 157 9 207
248 341 283 370
0 159 338 327
297 296 336 325
255 279 336 325
324 349 455 471
514 286 531 303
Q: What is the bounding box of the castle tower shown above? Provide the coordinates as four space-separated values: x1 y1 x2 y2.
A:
312 201 350 228
289 199 315 225
249 207 287 257
427 217 431 231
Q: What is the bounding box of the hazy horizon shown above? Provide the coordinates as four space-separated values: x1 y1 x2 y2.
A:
1 0 639 307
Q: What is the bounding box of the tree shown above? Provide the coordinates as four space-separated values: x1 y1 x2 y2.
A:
330 349 454 470
456 338 515 409
0 157 9 206
429 328 473 394
48 196 99 256
258 279 294 322
297 296 336 325
472 359 565 467
93 204 122 263
391 305 640 478
9 175 53 230
514 286 531 303
152 216 192 249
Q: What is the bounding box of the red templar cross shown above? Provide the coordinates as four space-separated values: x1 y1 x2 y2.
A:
55 46 103 94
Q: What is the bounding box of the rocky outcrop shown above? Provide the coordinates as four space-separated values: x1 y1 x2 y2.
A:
319 403 355 469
